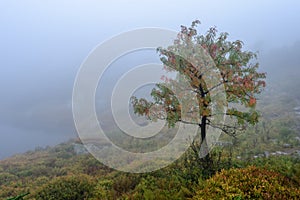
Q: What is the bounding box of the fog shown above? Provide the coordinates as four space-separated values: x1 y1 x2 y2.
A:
0 0 299 159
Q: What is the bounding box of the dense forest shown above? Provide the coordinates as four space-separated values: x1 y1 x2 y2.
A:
1 72 300 199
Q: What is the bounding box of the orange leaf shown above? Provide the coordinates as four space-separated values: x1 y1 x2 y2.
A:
249 97 256 106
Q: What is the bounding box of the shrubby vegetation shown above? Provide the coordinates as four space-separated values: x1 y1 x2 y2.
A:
35 174 95 200
193 166 300 199
1 135 299 199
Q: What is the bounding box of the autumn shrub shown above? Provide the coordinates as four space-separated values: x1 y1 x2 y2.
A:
128 173 197 200
34 174 96 200
92 179 114 200
193 166 300 199
243 156 300 185
0 172 17 185
111 173 141 197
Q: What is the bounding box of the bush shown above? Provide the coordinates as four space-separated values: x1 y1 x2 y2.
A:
193 166 300 199
34 174 96 200
92 179 114 200
129 174 195 200
243 156 300 185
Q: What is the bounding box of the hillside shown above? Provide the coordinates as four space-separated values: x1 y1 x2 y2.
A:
1 67 300 200
1 136 300 199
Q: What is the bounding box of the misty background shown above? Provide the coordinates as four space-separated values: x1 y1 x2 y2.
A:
0 0 300 159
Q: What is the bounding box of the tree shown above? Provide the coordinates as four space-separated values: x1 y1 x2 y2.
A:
131 20 266 171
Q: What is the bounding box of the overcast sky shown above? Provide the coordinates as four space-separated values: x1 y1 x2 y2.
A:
0 0 299 159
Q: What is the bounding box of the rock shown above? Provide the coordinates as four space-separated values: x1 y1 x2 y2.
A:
293 106 300 111
264 151 270 158
276 151 288 155
283 143 292 148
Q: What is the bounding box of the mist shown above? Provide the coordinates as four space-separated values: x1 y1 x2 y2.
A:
0 0 299 159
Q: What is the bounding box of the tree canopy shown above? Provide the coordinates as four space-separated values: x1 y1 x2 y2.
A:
131 20 266 160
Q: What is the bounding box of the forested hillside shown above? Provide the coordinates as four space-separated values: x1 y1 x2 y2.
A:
1 76 300 199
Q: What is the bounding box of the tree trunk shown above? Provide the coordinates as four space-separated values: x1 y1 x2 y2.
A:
200 116 211 161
